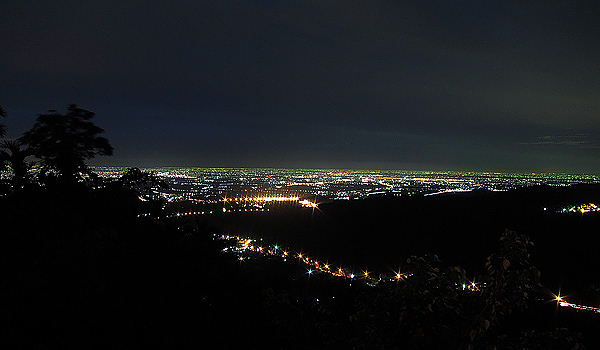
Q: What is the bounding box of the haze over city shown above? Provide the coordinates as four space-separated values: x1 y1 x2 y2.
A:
2 1 599 172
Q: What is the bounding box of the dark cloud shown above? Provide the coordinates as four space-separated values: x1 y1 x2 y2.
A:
1 1 599 173
522 134 600 149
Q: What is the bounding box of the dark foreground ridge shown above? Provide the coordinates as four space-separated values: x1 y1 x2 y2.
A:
2 181 600 349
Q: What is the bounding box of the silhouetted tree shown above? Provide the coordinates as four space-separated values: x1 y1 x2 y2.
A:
118 167 167 198
0 140 32 189
350 254 469 349
114 167 168 216
317 230 544 349
468 229 542 347
20 104 113 183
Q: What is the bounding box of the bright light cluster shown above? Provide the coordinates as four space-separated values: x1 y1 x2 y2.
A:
555 294 600 314
298 199 318 208
558 301 600 313
93 167 600 205
218 234 600 315
224 196 300 202
217 234 476 287
561 203 600 214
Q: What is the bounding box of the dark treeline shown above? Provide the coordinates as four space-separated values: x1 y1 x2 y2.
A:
1 105 597 348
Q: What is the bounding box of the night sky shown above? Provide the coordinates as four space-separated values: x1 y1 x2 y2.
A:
2 1 599 173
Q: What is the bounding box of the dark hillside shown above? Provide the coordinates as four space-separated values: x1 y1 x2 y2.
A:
204 184 600 289
2 183 599 348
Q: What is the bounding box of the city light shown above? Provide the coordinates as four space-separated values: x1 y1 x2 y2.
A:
94 167 600 213
90 167 600 317
554 293 600 313
299 199 318 208
214 233 600 316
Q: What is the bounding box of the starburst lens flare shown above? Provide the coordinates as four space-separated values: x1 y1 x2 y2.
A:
552 293 600 313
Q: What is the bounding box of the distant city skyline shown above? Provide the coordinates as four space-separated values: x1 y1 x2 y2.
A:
2 1 599 173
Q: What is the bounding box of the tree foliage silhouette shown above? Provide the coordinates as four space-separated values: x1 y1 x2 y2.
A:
20 104 113 182
116 167 168 216
266 230 546 349
118 167 167 196
0 140 32 189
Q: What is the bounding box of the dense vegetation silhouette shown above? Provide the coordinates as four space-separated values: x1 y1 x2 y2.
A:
0 105 597 348
0 140 31 189
20 104 113 184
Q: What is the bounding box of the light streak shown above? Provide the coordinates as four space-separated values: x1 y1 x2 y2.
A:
424 189 472 196
216 234 471 286
554 293 600 314
215 233 600 316
223 196 300 203
216 234 380 282
558 301 600 313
